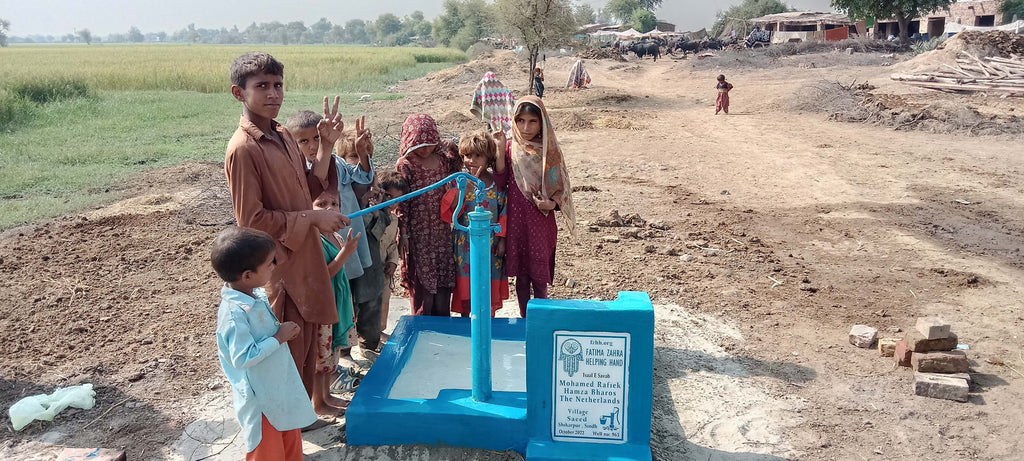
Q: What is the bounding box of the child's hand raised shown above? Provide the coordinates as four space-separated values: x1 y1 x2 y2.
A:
491 126 506 150
316 96 344 157
273 321 300 343
335 229 361 263
354 116 373 158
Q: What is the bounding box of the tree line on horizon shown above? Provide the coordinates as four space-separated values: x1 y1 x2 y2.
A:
1 0 665 49
8 0 1015 50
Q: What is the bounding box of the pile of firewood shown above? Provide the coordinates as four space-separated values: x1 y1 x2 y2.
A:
891 51 1024 96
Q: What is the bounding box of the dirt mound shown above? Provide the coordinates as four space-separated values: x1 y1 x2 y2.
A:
595 115 647 130
550 109 594 131
575 47 627 62
789 80 1024 137
435 109 482 135
426 51 525 86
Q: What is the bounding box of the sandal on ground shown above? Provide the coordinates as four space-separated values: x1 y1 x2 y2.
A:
330 367 361 394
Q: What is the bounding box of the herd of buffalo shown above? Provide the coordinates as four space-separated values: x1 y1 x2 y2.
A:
607 31 772 61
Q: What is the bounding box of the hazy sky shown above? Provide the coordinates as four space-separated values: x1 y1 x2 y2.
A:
0 0 836 37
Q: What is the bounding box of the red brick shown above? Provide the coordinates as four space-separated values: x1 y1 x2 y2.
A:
906 331 958 352
894 339 912 367
911 350 970 373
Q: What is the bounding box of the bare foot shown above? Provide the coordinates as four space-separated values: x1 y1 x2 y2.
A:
301 417 334 432
313 401 344 416
326 394 351 408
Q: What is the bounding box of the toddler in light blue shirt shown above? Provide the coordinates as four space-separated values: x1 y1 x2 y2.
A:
212 226 317 458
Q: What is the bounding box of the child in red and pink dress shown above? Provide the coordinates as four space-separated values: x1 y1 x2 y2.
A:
715 74 734 115
494 96 576 317
395 114 462 316
441 130 509 316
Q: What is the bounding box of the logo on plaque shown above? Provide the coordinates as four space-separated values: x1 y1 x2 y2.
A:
558 339 583 376
552 331 630 443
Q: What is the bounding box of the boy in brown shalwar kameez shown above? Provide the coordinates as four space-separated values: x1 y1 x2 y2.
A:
224 51 350 406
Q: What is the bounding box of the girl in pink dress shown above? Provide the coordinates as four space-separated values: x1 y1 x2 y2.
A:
494 96 576 317
396 114 461 316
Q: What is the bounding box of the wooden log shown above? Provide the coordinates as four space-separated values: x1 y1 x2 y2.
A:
960 51 992 77
899 81 1024 93
941 63 973 78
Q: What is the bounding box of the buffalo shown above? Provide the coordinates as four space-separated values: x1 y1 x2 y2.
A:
630 40 661 62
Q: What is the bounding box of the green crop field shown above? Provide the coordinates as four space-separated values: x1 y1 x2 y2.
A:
0 44 465 229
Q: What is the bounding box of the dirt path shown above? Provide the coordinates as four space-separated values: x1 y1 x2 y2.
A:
2 50 1023 460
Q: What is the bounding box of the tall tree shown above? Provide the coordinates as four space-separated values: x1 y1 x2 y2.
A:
712 0 791 37
77 28 92 45
310 17 332 43
285 21 308 44
631 8 657 33
831 0 952 41
574 2 597 25
375 13 402 43
0 18 9 47
433 0 493 50
345 19 369 44
1001 0 1024 23
607 0 641 23
497 0 576 94
128 26 144 42
607 0 662 23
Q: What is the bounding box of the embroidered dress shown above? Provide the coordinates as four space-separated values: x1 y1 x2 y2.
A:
395 114 461 305
495 96 576 285
440 184 509 315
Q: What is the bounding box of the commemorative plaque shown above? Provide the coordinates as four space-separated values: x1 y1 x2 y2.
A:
525 292 654 461
552 331 629 442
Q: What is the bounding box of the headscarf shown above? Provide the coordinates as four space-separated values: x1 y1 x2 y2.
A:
510 96 576 237
566 60 591 89
399 113 440 159
470 71 516 136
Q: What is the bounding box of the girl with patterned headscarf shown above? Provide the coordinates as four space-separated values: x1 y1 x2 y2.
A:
395 114 462 316
494 96 576 317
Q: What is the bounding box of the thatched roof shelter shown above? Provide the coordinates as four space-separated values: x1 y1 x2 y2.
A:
749 11 853 28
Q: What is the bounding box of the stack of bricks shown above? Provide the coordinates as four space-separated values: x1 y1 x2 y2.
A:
893 317 970 402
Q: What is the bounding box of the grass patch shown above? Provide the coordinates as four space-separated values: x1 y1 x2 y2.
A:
0 89 37 131
0 90 379 229
10 78 91 104
0 44 462 229
0 44 465 93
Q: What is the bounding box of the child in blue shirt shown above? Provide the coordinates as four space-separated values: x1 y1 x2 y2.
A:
212 226 317 460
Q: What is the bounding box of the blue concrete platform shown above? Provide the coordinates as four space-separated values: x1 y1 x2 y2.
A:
346 315 529 452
